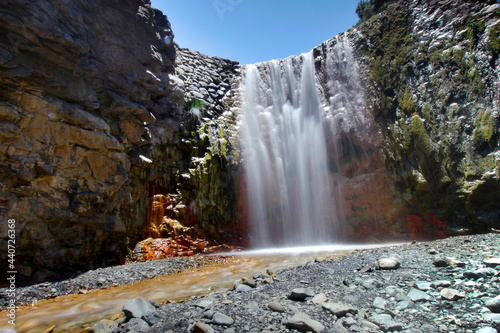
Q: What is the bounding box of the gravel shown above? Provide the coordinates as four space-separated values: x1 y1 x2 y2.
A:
108 233 500 332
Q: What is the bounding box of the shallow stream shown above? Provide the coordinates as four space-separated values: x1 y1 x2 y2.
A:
0 244 389 333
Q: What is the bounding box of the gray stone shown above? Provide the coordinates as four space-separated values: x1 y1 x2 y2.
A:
284 312 325 333
361 278 384 289
194 299 213 309
235 284 253 292
407 288 431 302
322 302 358 317
485 295 500 313
464 268 496 280
242 279 257 288
373 296 387 309
432 280 452 288
415 281 434 291
122 298 157 319
124 318 150 333
368 314 403 332
141 310 160 326
378 257 401 270
332 321 348 333
288 287 315 301
484 258 500 267
395 300 415 311
420 324 438 332
212 312 234 326
312 293 328 305
433 259 449 267
268 301 286 313
360 320 380 330
476 328 497 333
89 320 114 333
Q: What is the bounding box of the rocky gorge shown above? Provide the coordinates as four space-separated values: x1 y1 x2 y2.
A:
0 0 499 291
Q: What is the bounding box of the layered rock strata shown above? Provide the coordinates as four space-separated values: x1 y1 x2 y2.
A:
0 0 241 280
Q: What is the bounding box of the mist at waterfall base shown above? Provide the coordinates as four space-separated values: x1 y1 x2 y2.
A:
242 35 371 249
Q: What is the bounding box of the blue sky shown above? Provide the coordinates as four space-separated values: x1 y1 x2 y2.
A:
151 0 360 64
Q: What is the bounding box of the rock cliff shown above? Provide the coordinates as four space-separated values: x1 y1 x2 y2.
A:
0 0 498 280
0 0 241 280
351 0 500 236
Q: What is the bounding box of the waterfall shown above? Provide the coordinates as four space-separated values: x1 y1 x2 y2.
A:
242 35 369 248
242 52 336 247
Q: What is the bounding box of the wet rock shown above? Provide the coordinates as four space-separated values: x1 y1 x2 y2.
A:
440 288 465 301
378 257 400 270
288 287 315 301
284 312 325 333
268 301 286 313
212 312 234 326
122 298 156 319
322 302 358 317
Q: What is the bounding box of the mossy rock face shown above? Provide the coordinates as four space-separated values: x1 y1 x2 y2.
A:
352 0 500 233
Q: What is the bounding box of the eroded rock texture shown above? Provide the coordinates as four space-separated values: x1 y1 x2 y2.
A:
351 0 500 237
0 0 241 280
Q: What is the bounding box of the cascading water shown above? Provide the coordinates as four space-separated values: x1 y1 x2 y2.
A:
242 35 369 248
243 52 338 247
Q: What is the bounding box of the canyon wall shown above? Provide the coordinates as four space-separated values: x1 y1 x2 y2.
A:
0 0 498 279
352 0 500 237
0 0 242 280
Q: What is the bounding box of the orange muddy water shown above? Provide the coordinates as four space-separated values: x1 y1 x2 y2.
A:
0 244 392 333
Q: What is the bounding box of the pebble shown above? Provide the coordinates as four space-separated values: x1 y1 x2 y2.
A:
484 258 500 268
193 322 215 333
267 301 286 313
284 312 325 333
368 314 403 332
407 288 431 302
288 287 315 301
440 288 465 301
212 312 234 326
311 293 328 305
378 257 401 270
322 302 358 317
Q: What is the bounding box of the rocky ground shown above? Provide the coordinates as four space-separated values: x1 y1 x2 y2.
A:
84 233 500 333
0 256 228 309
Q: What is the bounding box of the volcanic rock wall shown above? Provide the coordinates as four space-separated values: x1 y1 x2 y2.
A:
0 0 241 280
351 0 500 236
